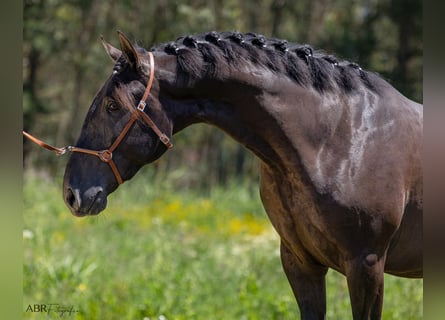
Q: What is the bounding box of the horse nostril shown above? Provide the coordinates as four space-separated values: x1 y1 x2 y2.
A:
65 187 81 211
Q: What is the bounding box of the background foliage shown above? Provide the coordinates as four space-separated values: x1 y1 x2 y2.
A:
23 0 422 189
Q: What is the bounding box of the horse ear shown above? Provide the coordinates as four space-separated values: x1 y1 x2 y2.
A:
117 30 141 70
100 35 121 62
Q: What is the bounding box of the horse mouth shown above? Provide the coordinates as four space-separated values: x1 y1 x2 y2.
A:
71 203 105 217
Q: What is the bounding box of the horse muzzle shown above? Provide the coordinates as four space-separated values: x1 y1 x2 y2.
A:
63 186 107 217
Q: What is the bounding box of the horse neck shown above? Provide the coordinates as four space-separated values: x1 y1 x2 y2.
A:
160 62 336 171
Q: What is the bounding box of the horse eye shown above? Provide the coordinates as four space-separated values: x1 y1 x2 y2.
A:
106 102 119 112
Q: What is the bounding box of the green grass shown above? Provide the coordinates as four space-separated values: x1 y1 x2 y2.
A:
23 171 422 319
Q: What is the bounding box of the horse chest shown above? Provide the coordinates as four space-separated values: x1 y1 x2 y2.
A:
259 163 345 270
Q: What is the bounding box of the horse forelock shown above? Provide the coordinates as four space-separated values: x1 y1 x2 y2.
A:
150 31 382 94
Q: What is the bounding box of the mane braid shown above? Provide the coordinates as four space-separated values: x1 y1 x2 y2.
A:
152 31 381 94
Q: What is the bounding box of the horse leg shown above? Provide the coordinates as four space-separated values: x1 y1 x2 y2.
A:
345 253 386 320
280 241 328 320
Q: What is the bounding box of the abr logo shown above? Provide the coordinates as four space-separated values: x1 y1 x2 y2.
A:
25 304 47 313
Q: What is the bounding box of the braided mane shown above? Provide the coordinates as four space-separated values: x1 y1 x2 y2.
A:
151 31 381 93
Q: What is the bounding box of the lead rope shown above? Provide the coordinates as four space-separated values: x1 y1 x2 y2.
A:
23 51 173 185
22 130 71 155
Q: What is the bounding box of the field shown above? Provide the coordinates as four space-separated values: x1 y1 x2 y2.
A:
23 171 423 319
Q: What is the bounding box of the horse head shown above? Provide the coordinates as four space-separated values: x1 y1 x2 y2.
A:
63 32 173 217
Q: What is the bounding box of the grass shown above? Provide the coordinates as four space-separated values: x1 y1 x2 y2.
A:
23 170 423 319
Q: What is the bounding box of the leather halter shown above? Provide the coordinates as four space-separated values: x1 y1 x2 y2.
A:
23 51 172 185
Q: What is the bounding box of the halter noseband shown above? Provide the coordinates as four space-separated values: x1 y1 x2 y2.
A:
23 51 172 185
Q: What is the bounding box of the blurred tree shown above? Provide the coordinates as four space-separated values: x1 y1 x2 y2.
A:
61 0 115 142
23 0 58 161
388 0 422 100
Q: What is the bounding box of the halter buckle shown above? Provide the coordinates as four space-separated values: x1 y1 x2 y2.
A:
160 135 173 149
137 100 146 111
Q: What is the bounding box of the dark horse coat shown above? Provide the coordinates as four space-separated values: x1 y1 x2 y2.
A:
63 31 422 320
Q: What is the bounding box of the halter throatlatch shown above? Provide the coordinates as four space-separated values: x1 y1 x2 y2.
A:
23 51 172 185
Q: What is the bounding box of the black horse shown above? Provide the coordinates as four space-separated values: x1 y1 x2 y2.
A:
63 31 422 320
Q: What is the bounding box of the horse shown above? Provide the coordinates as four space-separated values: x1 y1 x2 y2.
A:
62 31 422 320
